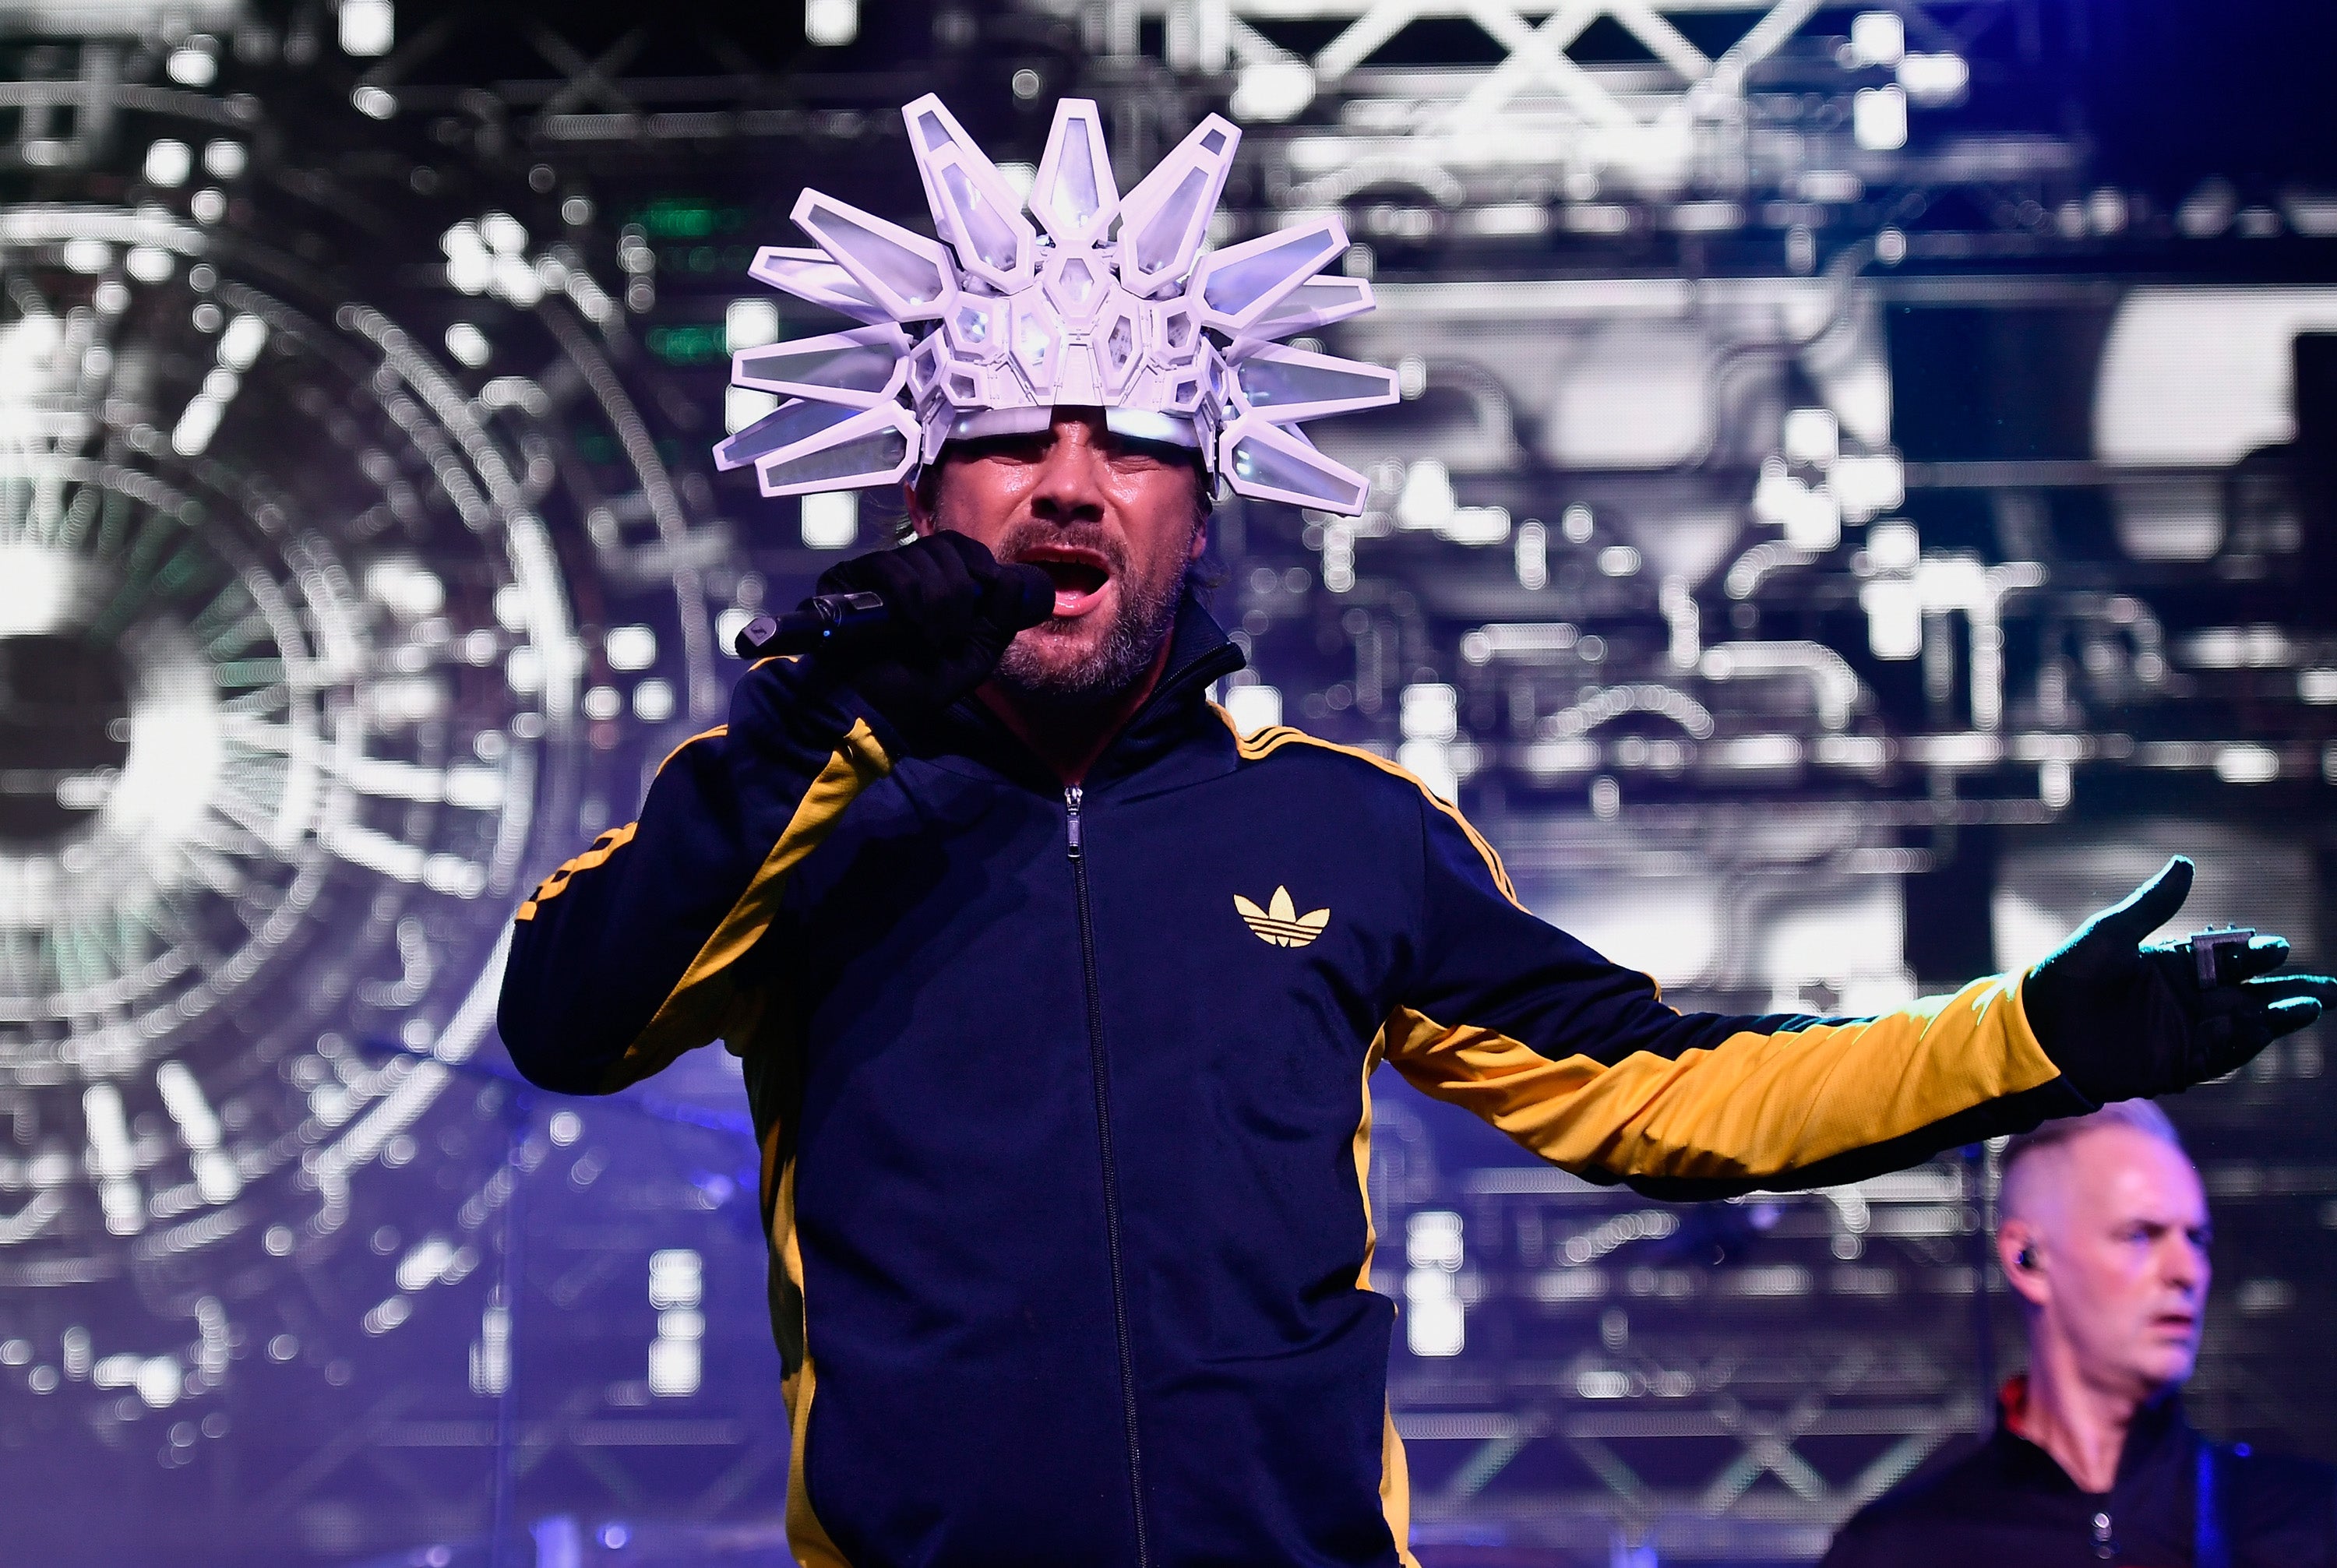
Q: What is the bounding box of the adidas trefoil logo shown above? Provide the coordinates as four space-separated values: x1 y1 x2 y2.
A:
1235 886 1331 949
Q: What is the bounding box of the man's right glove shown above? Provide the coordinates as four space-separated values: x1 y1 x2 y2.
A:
798 530 1054 752
2022 855 2337 1103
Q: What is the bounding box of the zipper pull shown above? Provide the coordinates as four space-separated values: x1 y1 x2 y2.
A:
1064 785 1084 858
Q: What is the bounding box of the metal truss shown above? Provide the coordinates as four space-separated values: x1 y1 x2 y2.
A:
1085 0 2068 250
8 5 2337 1565
344 9 1069 150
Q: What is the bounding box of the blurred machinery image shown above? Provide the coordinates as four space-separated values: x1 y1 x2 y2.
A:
2 1 2335 1563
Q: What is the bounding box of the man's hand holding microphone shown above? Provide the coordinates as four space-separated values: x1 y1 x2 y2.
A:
738 533 1056 752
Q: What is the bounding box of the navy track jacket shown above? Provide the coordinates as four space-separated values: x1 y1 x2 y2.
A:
499 596 2085 1568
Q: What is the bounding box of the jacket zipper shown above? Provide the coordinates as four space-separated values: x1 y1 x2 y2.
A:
1066 784 1151 1567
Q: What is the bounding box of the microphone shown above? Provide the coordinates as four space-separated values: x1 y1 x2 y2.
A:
731 566 1057 659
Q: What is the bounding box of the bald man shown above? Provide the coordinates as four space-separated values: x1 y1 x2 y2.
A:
1822 1102 2337 1567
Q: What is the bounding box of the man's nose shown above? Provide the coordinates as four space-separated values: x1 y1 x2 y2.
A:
2166 1238 2207 1295
1029 428 1109 522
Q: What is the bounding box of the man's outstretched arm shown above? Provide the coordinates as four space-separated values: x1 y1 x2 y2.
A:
1386 796 2334 1197
496 533 1045 1094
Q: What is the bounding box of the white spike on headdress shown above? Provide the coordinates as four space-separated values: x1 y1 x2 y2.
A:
714 95 1399 516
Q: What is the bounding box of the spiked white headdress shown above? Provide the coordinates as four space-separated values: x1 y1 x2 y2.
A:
714 95 1399 515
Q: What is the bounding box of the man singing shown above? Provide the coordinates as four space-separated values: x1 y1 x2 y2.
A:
496 95 2333 1568
1821 1102 2337 1566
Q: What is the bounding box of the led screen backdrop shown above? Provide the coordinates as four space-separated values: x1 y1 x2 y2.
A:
2 2 2334 1563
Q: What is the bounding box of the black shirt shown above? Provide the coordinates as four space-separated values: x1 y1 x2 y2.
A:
1821 1383 2336 1568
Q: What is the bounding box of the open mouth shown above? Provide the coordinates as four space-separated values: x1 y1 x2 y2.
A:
1017 548 1114 617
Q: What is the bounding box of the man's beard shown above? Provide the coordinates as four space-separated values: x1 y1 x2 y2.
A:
990 520 1186 714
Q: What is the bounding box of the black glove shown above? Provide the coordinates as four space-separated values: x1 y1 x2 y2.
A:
804 531 1052 750
2024 855 2336 1103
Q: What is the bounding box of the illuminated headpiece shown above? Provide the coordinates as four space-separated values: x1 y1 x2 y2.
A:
714 95 1398 515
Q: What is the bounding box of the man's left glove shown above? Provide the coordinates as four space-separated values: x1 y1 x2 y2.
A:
2023 855 2337 1103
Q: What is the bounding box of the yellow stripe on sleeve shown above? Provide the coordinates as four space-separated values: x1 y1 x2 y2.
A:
1384 973 2059 1184
514 724 740 922
657 722 729 773
599 718 892 1089
515 822 638 921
